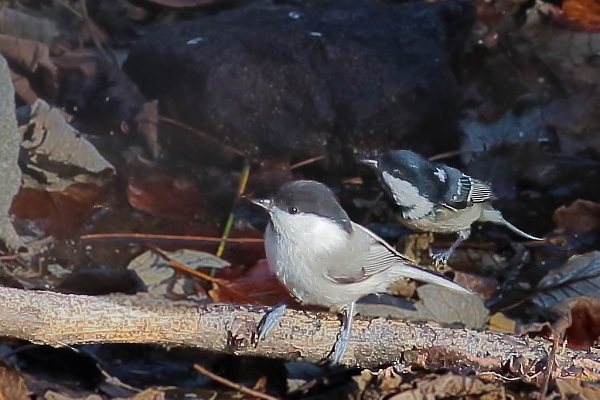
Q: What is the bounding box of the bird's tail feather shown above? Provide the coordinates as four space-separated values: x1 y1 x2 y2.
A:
480 207 544 241
391 263 472 294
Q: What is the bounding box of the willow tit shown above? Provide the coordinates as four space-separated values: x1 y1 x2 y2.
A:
250 180 470 364
362 150 544 265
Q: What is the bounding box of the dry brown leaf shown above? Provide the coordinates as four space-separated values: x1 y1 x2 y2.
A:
10 185 107 238
0 34 57 87
0 365 30 400
553 199 600 234
389 373 501 400
552 296 600 350
0 35 58 104
556 377 600 399
562 0 600 32
0 7 59 45
533 251 600 309
135 100 161 159
488 312 517 334
126 173 207 220
415 284 489 329
209 259 295 306
18 99 115 191
10 70 38 103
45 391 103 400
128 249 230 297
454 271 499 302
126 388 166 400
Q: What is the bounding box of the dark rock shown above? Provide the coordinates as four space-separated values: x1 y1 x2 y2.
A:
124 0 475 169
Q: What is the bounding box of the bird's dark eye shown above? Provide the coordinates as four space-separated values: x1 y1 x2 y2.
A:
288 206 298 214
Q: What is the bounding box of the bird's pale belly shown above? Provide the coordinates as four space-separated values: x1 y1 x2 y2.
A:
399 204 485 233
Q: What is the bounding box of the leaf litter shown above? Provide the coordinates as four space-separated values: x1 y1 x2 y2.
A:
0 0 598 398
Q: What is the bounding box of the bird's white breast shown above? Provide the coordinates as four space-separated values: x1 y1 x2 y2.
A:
382 172 433 219
265 209 351 306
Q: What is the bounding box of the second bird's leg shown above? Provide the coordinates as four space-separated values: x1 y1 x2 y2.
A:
330 301 356 364
432 229 469 266
256 303 287 342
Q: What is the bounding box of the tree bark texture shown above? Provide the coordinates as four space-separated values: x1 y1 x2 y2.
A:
1 287 598 377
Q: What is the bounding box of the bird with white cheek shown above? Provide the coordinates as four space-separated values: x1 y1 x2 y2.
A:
362 150 544 265
250 180 471 364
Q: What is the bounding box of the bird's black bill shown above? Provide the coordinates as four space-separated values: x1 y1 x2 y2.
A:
360 158 378 168
248 197 274 211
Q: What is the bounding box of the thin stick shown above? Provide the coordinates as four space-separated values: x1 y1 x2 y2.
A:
79 0 112 62
290 155 325 169
159 116 247 158
193 364 281 400
216 159 251 258
427 150 464 162
148 245 258 304
148 245 219 284
79 233 263 244
538 335 559 399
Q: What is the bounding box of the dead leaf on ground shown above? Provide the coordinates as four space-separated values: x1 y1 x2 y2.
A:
10 185 107 238
551 296 600 350
44 392 103 400
390 374 501 399
127 388 166 400
560 0 600 32
520 6 600 155
135 100 161 160
18 99 115 191
358 283 488 329
553 199 600 234
128 249 230 297
555 377 600 399
415 284 489 329
209 259 295 306
488 312 517 334
357 371 502 400
0 7 59 45
454 271 499 302
0 365 30 400
126 173 207 220
11 70 39 103
533 251 600 309
0 34 58 101
353 368 407 398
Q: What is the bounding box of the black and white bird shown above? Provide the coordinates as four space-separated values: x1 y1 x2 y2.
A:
250 180 471 364
362 150 544 265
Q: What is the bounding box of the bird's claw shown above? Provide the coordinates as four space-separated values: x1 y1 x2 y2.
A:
256 304 287 343
432 250 452 267
330 323 351 364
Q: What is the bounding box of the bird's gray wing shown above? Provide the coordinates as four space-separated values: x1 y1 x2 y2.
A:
326 224 471 294
443 166 494 209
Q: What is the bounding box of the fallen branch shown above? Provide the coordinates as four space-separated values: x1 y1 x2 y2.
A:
0 286 597 376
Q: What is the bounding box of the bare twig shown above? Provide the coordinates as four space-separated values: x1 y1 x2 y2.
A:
147 244 258 304
160 116 247 158
539 334 559 399
290 155 325 170
194 364 280 400
216 159 251 258
79 233 263 244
